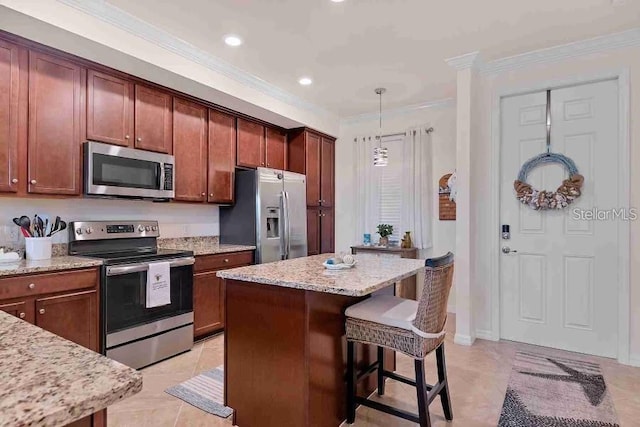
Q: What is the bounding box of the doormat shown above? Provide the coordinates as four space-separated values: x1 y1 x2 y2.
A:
165 365 233 418
498 350 619 426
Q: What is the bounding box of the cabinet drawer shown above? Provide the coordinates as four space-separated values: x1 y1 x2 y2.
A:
0 269 98 300
195 251 253 273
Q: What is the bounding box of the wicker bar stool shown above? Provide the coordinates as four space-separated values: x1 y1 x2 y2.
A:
345 252 454 427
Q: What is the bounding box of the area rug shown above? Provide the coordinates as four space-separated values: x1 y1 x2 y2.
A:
165 365 233 418
498 350 619 426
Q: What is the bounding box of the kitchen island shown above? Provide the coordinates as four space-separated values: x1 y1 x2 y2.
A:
217 254 425 427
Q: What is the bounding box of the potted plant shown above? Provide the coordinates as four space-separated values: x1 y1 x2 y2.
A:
376 224 393 247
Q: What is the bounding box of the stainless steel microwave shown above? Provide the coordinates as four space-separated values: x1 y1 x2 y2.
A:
84 141 175 199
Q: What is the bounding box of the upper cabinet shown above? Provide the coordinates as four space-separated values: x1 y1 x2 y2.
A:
134 85 172 154
208 109 236 204
173 97 208 202
0 39 23 194
28 51 85 196
86 70 134 147
320 137 334 208
265 127 286 170
236 118 265 168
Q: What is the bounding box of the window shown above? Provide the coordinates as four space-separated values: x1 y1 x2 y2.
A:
377 135 404 242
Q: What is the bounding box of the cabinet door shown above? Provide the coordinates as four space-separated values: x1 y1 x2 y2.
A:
320 137 334 207
236 118 265 168
87 70 134 147
208 110 236 203
320 209 334 254
173 98 207 202
305 132 321 207
307 208 320 256
265 127 286 170
0 39 22 193
134 85 172 154
0 300 32 323
28 51 85 195
35 290 98 352
193 271 223 337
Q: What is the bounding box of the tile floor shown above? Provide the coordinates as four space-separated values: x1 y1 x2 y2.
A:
108 321 640 427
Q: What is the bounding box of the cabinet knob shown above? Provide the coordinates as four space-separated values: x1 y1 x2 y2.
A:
11 178 18 184
19 312 25 319
201 192 206 196
30 179 37 185
125 134 130 139
28 283 35 290
224 259 229 263
209 193 214 197
137 137 142 142
39 308 45 315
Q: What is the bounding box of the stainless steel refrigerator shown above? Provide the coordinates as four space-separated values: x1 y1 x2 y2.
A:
219 168 308 264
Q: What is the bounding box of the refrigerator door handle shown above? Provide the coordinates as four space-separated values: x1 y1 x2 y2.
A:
279 191 287 260
284 191 292 259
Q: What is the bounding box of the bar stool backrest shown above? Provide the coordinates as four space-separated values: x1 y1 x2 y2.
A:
412 252 455 336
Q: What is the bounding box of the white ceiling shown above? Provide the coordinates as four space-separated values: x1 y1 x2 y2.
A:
105 0 640 117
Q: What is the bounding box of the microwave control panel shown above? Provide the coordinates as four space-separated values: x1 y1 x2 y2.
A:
163 164 174 190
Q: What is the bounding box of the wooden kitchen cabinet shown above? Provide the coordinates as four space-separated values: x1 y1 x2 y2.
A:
265 127 286 170
134 84 172 154
208 110 236 204
35 290 98 352
87 70 134 147
320 137 334 207
28 50 85 195
0 39 24 194
307 208 320 256
236 118 265 168
173 97 208 202
0 300 31 323
320 209 335 254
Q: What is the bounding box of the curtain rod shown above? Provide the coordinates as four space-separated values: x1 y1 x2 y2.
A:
353 127 434 142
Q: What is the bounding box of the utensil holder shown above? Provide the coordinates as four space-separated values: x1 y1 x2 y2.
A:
25 237 52 261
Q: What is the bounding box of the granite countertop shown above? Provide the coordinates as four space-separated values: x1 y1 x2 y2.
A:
158 236 255 256
0 311 142 427
217 254 425 297
0 256 103 277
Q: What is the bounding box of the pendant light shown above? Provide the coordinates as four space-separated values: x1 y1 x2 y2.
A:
373 87 388 167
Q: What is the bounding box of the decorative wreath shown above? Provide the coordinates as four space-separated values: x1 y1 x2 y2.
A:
514 153 584 210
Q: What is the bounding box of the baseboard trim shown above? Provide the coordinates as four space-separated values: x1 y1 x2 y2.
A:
475 329 498 341
629 354 640 367
454 333 475 346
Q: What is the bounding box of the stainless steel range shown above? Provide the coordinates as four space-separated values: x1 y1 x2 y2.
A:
69 220 194 369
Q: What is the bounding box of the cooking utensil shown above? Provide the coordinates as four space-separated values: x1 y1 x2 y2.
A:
48 216 61 237
35 215 44 237
50 220 67 236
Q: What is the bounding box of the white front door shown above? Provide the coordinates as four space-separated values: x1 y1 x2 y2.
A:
500 79 620 358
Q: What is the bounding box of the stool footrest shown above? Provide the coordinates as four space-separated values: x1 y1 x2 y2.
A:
355 396 420 424
382 370 417 387
356 360 381 381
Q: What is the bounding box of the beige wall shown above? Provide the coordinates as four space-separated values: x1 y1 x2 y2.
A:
471 46 639 362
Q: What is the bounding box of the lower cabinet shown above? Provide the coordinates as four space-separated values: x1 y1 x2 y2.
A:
307 208 334 255
193 251 254 339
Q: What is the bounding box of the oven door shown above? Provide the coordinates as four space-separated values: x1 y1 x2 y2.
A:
104 257 194 349
85 141 175 198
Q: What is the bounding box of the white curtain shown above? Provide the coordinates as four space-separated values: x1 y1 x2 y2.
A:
401 127 433 250
354 136 380 243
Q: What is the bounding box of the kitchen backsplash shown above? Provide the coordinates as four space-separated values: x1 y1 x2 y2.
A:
0 198 220 245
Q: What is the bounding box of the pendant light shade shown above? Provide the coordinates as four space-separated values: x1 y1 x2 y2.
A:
373 87 388 167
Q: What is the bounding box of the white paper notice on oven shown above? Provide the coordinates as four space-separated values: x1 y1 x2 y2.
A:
146 262 171 308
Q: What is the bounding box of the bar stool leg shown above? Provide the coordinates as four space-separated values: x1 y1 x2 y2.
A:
414 359 432 427
436 343 453 421
377 346 385 396
347 341 357 423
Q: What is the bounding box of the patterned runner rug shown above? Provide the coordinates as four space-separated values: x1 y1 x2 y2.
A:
165 365 233 418
498 350 619 426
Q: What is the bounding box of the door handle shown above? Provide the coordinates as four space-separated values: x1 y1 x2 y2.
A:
502 246 518 254
106 257 195 276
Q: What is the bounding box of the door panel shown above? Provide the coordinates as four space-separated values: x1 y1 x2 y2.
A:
265 127 286 170
87 70 134 147
283 171 308 259
0 299 31 323
320 209 334 254
320 137 334 207
0 39 20 193
173 98 207 202
307 208 320 256
36 290 98 351
208 110 236 204
305 132 321 207
500 80 619 358
193 271 223 337
134 85 172 154
28 51 85 195
237 118 264 168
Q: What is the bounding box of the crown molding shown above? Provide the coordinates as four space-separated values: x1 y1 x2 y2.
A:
340 97 455 125
56 0 333 119
445 51 483 71
482 27 640 75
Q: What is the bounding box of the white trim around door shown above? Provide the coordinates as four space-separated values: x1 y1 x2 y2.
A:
488 69 631 365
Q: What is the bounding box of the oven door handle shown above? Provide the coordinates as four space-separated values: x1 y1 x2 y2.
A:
106 257 196 276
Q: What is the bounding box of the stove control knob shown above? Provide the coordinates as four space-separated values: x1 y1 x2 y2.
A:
145 226 151 232
75 228 83 235
138 225 145 233
152 226 158 231
85 227 93 235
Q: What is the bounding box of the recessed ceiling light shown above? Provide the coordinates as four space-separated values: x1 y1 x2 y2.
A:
224 35 243 47
298 77 313 86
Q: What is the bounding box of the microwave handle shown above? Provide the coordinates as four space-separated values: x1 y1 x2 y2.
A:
158 163 164 190
106 257 195 276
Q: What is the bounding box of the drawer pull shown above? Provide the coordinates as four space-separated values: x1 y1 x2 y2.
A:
28 283 35 290
38 308 45 315
30 179 37 185
224 259 229 263
19 312 25 319
11 178 18 184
